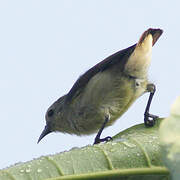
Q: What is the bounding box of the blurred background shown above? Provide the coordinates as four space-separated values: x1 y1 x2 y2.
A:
0 0 179 169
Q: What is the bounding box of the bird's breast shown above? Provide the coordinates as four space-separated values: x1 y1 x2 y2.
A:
73 70 148 132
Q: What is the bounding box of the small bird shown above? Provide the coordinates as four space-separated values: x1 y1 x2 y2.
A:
38 28 163 144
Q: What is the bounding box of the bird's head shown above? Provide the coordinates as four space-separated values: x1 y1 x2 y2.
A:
38 95 67 143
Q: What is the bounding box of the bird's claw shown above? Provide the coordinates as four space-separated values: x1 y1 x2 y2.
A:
94 136 112 144
144 113 158 127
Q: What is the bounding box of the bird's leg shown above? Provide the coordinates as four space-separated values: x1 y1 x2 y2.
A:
93 115 112 144
144 83 159 127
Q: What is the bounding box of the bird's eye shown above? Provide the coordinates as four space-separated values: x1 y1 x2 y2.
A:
47 109 54 117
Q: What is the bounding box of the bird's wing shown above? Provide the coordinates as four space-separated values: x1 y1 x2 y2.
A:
65 28 163 102
65 44 136 102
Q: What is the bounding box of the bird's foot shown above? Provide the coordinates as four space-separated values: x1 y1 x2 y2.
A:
144 112 158 127
94 136 112 144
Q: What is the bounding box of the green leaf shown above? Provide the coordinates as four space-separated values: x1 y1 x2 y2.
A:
159 96 180 180
0 119 169 180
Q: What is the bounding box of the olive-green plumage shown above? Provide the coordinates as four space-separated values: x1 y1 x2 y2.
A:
38 28 163 143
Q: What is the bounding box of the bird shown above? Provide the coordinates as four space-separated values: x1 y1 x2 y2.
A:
38 28 163 144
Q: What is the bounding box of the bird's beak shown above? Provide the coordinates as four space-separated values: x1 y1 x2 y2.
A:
37 125 51 143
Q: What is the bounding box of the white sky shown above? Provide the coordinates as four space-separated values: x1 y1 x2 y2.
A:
0 0 180 169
